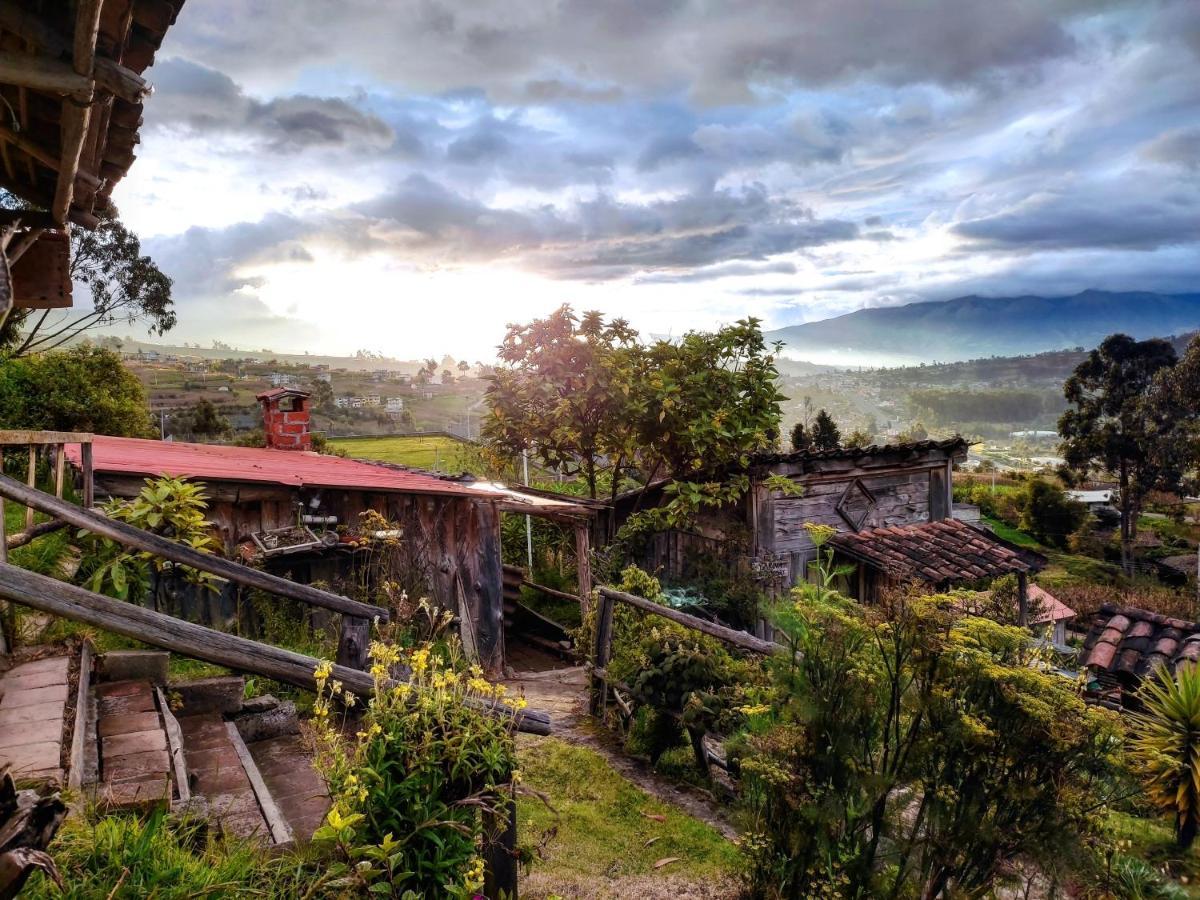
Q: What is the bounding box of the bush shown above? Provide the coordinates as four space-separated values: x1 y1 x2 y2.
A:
1021 479 1088 549
310 628 522 898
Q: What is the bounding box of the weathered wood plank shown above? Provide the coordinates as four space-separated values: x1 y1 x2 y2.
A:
0 472 387 621
598 587 780 656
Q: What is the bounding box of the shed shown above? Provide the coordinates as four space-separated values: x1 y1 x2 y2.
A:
65 435 594 675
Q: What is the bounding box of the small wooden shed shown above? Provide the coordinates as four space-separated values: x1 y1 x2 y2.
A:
66 435 593 675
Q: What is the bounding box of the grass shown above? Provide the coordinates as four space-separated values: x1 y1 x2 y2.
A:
328 433 472 470
516 738 739 884
1106 810 1200 898
983 515 1044 550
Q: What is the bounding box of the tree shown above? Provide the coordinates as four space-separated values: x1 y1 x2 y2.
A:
1019 479 1087 549
1131 663 1200 849
789 421 811 452
844 428 872 449
457 360 470 375
1059 334 1185 574
441 368 454 385
0 345 152 436
484 305 643 500
0 211 174 357
810 408 840 450
310 377 335 414
179 398 230 440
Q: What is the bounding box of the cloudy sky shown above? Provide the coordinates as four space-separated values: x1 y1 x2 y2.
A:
111 0 1200 360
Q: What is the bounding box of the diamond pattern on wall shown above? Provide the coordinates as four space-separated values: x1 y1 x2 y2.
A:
836 478 877 531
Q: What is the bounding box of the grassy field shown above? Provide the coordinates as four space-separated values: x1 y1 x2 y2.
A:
328 434 474 471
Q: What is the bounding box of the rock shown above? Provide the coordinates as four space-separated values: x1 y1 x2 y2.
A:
234 701 299 743
241 695 280 714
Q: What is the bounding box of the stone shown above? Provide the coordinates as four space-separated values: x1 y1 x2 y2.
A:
171 677 244 715
102 729 167 758
98 651 170 686
241 695 280 714
234 701 299 743
98 711 162 738
0 683 69 709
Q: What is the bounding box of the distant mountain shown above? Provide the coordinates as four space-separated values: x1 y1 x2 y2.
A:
765 291 1200 364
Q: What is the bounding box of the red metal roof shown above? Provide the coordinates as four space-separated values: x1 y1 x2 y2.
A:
65 436 494 498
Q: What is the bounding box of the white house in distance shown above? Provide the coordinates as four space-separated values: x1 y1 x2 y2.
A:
1066 489 1115 511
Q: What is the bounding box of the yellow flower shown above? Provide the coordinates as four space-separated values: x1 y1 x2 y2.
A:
314 660 334 683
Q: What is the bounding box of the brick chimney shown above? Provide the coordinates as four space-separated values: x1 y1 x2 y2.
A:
255 387 312 451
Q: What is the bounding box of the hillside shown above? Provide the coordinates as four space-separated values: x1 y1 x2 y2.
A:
766 291 1200 364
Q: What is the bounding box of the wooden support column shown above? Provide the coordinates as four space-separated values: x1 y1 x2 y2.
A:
575 520 592 619
589 589 615 717
336 616 370 671
1017 571 1029 628
483 788 519 900
51 0 103 226
24 443 35 531
80 441 93 508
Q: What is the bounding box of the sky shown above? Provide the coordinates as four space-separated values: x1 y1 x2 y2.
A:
106 0 1200 360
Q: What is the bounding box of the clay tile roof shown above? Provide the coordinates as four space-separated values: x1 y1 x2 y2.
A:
1080 603 1200 683
755 436 968 467
828 518 1034 584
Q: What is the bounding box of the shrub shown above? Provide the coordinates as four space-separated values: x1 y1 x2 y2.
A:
1130 663 1200 849
310 631 522 898
1021 479 1088 549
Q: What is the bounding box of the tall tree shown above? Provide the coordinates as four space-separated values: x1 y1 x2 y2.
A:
1 212 174 357
484 305 643 500
810 408 841 450
179 398 230 440
790 421 811 452
1059 334 1184 574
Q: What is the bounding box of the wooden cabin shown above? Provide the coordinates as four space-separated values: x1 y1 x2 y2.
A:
64 392 593 675
607 438 1041 614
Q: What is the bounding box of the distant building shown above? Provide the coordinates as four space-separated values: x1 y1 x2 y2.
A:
268 372 298 388
385 397 405 413
1066 489 1115 510
316 372 332 383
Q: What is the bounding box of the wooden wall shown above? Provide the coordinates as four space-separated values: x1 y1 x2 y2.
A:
94 475 507 674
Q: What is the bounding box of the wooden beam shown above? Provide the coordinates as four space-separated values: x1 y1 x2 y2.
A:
0 471 389 622
52 0 103 226
0 124 103 191
0 430 94 446
0 51 91 100
598 587 781 656
67 642 93 790
4 517 67 551
0 561 552 735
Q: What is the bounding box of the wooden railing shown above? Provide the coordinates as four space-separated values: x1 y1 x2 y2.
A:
589 586 782 718
0 429 92 558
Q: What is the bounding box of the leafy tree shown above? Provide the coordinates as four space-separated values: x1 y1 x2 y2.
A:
0 211 174 357
844 429 872 449
789 421 811 452
810 408 840 450
741 552 1124 898
1059 334 1185 574
484 305 643 500
441 368 454 384
310 377 335 414
0 345 152 436
1131 663 1200 849
457 360 470 374
178 398 229 440
1019 479 1087 549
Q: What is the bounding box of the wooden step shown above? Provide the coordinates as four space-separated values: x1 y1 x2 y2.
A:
93 679 171 810
246 734 330 844
177 713 272 842
0 654 71 784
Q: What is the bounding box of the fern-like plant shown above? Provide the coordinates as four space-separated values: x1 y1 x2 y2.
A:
1130 662 1200 849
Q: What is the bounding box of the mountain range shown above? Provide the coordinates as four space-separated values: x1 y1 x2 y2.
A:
764 291 1200 365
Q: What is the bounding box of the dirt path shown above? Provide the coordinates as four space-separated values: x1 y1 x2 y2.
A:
505 665 739 841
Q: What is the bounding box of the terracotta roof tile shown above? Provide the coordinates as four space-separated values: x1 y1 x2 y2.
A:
828 519 1033 584
1081 603 1200 683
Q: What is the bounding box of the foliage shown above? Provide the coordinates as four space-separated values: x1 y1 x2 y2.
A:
76 476 219 606
810 409 840 450
0 211 174 357
1021 478 1088 549
789 421 811 451
1059 333 1193 574
0 345 153 436
173 398 231 440
843 429 872 449
484 305 643 500
739 541 1125 899
1130 663 1200 849
310 627 522 898
910 387 1058 426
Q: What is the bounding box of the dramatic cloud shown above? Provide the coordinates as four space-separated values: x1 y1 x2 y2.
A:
104 0 1200 358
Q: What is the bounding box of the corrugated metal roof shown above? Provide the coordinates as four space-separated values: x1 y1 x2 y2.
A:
65 436 501 498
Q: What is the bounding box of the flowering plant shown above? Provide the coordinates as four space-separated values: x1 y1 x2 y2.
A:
310 630 523 898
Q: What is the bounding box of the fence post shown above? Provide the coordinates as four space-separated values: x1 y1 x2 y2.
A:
483 785 518 900
590 589 615 717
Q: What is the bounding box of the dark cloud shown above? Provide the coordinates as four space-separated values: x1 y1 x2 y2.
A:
149 58 394 152
1141 128 1200 170
952 183 1200 250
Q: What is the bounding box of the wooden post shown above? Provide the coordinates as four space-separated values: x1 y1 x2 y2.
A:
80 440 93 508
483 787 518 900
590 589 615 717
336 615 370 671
24 442 34 531
575 521 592 620
1017 571 1029 628
53 442 65 498
0 446 6 653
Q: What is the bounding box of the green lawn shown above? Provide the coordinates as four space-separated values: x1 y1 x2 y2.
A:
328 434 472 471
